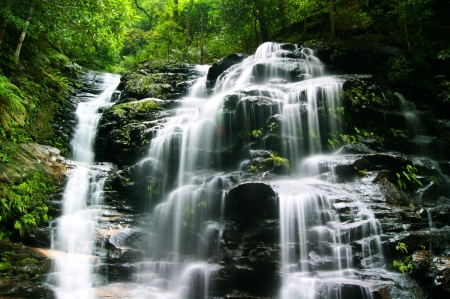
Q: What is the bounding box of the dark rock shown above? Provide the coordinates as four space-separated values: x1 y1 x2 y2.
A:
378 177 410 206
207 53 247 85
235 96 282 131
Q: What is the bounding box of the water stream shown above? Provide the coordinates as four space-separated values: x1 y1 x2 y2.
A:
47 72 120 299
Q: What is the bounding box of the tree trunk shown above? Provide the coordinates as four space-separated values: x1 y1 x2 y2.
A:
14 3 34 61
329 0 335 42
0 0 13 50
255 2 269 42
134 0 153 29
303 11 308 37
253 10 259 48
173 0 178 22
278 0 287 28
398 0 410 52
184 0 194 61
197 6 204 64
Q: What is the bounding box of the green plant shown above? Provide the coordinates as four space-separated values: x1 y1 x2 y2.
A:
393 242 412 273
0 171 53 237
390 128 409 139
343 81 382 106
354 166 367 177
182 205 195 227
396 165 423 190
393 256 413 273
252 128 263 139
0 75 28 131
263 152 292 173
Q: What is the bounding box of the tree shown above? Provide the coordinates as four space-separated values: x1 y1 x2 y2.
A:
14 2 34 61
330 0 335 42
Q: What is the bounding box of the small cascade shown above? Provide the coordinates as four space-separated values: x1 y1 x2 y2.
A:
394 92 438 157
47 72 120 298
277 178 383 299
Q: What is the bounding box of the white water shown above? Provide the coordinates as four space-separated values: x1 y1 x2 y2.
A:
48 72 120 299
124 42 386 299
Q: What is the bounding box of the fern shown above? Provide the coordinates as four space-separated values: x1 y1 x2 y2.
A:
0 75 27 131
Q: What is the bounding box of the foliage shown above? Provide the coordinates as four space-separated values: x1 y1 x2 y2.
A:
390 128 409 139
340 127 384 146
0 74 27 131
343 81 382 106
393 242 412 273
0 171 54 238
393 256 413 273
263 152 292 173
396 164 423 190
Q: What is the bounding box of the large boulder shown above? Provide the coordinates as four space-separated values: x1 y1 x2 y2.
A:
207 53 248 86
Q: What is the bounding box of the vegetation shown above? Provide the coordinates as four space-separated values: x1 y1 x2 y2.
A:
393 242 413 274
0 171 54 238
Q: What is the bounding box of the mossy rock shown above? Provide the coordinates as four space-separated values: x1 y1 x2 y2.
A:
0 141 69 184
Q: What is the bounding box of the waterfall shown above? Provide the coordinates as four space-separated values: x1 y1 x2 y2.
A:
123 42 387 299
47 72 120 299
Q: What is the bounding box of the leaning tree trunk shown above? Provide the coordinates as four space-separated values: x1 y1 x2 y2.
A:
329 0 335 42
134 0 153 29
0 0 13 50
14 3 34 61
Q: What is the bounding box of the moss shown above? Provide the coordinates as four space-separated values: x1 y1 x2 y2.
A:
0 141 65 238
0 240 51 281
110 99 160 119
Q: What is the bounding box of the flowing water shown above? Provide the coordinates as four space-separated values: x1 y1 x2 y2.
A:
124 42 386 298
47 72 120 299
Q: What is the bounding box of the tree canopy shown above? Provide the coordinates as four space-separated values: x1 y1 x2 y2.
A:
0 0 449 144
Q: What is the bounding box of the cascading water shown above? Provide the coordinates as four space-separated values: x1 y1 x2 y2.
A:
47 72 120 298
127 42 387 299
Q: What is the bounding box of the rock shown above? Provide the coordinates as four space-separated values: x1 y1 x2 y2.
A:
379 177 410 206
207 53 248 86
120 62 200 100
412 250 439 285
235 96 282 131
0 240 54 299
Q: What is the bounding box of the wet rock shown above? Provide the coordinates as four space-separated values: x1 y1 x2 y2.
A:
0 240 54 299
111 158 166 210
207 53 248 86
252 59 313 83
340 143 377 154
214 183 281 297
95 99 177 165
119 62 199 100
412 250 439 285
378 177 410 206
235 96 282 131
